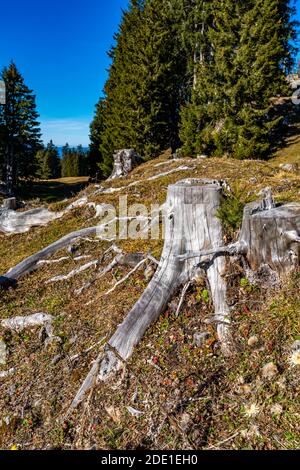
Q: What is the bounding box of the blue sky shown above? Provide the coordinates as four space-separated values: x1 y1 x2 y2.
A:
0 0 299 147
0 0 128 146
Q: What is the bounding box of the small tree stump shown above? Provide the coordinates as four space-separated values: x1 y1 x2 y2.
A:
109 149 143 180
3 197 16 210
99 179 231 380
240 201 300 275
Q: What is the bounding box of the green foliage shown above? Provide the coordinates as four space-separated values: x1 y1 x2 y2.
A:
61 144 88 177
217 192 245 233
0 62 42 192
35 140 61 179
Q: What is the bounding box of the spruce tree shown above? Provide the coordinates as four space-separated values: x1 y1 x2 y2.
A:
98 0 187 176
0 62 42 193
36 141 61 180
180 0 297 159
89 98 106 178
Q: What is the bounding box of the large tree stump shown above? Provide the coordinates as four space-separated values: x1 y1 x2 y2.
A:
99 179 231 380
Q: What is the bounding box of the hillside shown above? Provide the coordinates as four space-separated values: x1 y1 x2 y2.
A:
0 144 299 450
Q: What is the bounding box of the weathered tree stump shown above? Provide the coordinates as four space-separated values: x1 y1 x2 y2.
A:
240 200 300 276
109 149 143 180
99 179 232 380
3 197 16 210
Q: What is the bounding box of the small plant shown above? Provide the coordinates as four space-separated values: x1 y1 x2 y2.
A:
195 287 210 303
217 191 245 234
240 277 250 288
201 289 210 303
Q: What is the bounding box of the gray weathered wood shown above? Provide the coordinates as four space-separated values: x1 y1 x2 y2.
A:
240 201 300 275
99 179 232 380
0 226 98 287
3 197 16 210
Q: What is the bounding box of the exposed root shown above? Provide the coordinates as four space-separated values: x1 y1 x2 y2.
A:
46 259 99 284
0 368 16 379
0 226 98 286
175 281 191 317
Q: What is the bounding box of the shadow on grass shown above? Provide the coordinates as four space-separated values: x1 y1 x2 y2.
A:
16 177 90 203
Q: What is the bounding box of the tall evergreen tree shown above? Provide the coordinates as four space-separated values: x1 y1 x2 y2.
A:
180 0 297 159
89 98 106 179
61 143 88 177
0 62 42 194
98 0 187 176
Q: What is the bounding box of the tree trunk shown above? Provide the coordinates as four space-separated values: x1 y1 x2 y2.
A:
99 179 231 380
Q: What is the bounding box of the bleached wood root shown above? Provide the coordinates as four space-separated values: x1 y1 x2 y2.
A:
0 368 16 379
147 165 195 181
0 226 98 287
37 257 70 266
46 259 99 284
1 312 54 337
0 196 89 235
239 200 300 276
103 257 149 297
93 164 195 195
67 354 102 414
74 251 154 296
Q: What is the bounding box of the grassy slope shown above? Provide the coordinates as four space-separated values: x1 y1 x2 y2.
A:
0 149 299 450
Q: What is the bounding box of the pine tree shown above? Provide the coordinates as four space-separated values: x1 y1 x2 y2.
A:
0 62 42 194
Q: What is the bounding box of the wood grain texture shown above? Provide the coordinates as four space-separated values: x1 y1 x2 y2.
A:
99 179 231 380
240 201 300 275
